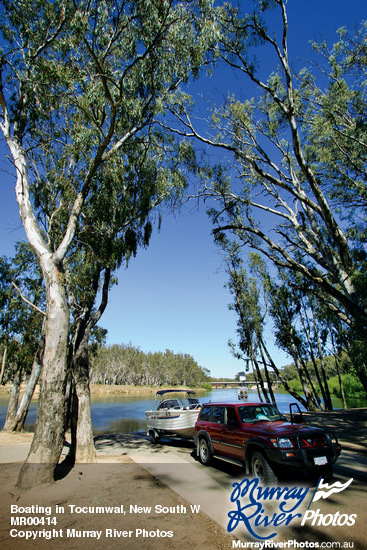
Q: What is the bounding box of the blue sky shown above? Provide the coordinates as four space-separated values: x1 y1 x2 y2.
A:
0 1 366 379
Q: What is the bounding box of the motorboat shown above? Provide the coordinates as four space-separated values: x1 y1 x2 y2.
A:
145 389 201 443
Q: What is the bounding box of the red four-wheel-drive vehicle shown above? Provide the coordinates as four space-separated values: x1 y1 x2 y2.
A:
194 402 341 484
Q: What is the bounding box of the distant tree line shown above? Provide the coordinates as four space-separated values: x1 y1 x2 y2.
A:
89 344 210 388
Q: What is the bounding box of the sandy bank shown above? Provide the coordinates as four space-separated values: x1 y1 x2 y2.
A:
0 383 208 399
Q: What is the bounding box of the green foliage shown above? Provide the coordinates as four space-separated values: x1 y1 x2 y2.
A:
327 374 366 399
0 0 218 288
0 243 44 382
279 378 304 394
89 343 210 387
218 236 264 362
281 373 367 399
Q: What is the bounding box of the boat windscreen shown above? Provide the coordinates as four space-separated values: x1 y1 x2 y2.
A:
156 389 195 397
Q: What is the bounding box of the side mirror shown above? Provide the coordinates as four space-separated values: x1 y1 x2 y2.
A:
289 403 305 424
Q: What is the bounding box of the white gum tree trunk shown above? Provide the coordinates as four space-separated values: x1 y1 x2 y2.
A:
17 257 70 488
1 134 75 488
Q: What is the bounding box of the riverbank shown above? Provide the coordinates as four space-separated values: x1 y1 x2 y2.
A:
89 384 210 396
0 430 234 549
0 383 209 398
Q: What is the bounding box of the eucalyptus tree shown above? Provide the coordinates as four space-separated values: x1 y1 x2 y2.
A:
0 243 45 429
89 344 209 386
218 237 274 403
0 256 16 386
220 240 317 409
0 0 216 488
169 0 367 391
267 278 321 411
257 263 334 410
63 132 180 462
298 292 333 410
0 245 44 385
65 259 110 463
224 246 352 411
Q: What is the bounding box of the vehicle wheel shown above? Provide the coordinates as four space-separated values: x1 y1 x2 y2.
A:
251 451 278 485
199 437 212 466
149 430 160 444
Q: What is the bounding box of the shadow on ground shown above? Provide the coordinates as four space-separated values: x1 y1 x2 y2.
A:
302 408 367 452
94 431 194 456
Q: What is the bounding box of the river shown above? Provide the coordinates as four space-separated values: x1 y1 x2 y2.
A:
1 387 366 434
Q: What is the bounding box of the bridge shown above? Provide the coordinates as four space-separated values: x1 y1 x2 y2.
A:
209 380 239 389
209 380 269 390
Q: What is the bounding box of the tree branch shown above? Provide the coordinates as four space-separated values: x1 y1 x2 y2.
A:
11 281 46 317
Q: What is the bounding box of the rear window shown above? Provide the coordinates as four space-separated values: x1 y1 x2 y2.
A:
212 406 225 424
199 405 212 421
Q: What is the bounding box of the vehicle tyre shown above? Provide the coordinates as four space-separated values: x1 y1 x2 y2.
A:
199 437 212 466
251 451 278 485
149 430 160 444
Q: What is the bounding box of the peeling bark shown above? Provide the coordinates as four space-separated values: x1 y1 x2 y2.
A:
0 346 7 385
17 261 69 489
72 335 96 463
3 367 21 431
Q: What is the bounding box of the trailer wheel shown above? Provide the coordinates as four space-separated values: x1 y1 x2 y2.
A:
149 430 160 444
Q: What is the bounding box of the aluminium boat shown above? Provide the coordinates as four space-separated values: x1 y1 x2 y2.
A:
145 389 201 443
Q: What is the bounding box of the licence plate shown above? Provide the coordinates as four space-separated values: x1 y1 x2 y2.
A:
314 456 328 465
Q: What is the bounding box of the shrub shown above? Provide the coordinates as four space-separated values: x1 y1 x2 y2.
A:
328 374 366 398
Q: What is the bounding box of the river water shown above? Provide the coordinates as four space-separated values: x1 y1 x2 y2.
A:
0 387 366 434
